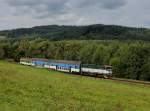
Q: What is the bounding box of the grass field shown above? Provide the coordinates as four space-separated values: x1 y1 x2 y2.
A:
0 61 150 111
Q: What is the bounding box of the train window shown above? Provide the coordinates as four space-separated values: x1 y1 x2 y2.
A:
75 66 78 69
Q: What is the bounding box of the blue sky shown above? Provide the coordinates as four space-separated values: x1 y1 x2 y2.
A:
0 0 150 30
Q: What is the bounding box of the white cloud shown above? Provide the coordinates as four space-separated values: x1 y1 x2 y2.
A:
0 0 150 30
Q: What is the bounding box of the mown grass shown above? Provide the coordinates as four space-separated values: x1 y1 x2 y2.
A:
0 61 150 111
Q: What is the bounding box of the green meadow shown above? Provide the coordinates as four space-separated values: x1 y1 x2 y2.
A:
0 61 150 111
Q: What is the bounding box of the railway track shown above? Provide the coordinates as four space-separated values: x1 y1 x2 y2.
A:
72 72 150 85
110 78 150 85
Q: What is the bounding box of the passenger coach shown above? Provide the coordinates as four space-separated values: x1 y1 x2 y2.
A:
20 58 81 73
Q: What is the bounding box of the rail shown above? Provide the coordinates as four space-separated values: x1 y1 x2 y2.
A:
110 78 150 85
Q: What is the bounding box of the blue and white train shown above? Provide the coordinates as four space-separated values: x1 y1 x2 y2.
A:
20 58 112 78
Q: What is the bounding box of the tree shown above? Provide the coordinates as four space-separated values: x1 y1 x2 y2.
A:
141 56 150 81
0 46 4 59
17 38 30 57
78 44 96 63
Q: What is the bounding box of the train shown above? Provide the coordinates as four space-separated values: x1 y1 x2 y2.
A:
20 58 112 78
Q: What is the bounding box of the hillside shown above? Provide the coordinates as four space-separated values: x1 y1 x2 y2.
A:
0 40 150 81
0 61 150 111
1 24 150 41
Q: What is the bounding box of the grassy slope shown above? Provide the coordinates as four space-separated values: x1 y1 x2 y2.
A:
0 61 150 111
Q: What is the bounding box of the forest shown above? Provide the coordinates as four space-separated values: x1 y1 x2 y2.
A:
1 24 150 41
0 38 150 81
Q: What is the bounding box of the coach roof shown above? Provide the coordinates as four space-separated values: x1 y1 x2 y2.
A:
50 60 81 65
20 58 81 65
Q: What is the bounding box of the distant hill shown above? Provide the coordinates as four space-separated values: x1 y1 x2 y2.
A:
1 24 150 41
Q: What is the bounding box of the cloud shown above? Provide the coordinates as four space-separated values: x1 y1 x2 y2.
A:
3 0 68 18
0 0 150 30
72 0 126 9
100 0 126 9
6 0 126 9
2 0 126 18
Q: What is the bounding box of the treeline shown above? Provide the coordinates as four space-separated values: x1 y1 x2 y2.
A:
0 39 150 81
1 24 150 41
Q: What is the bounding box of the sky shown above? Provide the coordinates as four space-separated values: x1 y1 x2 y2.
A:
0 0 150 30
